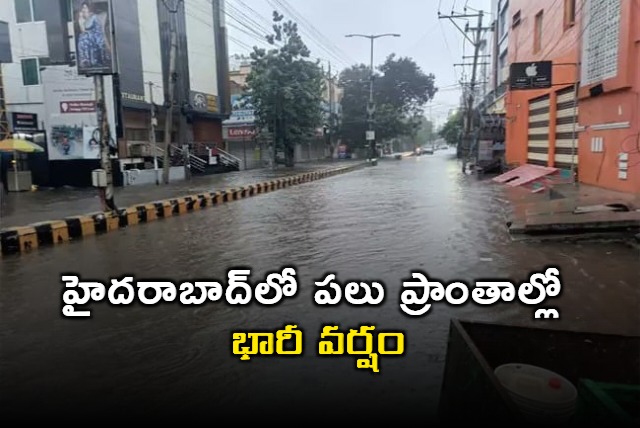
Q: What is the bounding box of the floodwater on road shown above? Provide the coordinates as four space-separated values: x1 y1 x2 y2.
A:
1 149 638 421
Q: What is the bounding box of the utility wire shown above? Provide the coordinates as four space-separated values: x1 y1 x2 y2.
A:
274 0 355 65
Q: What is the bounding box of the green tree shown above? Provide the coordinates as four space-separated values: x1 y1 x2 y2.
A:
414 115 435 146
439 110 463 147
245 12 325 167
339 55 437 149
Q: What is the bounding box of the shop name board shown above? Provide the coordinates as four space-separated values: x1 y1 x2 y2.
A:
509 61 552 90
226 126 256 139
11 112 38 131
121 92 145 103
60 101 96 113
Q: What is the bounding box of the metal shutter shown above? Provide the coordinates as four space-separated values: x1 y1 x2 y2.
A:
554 85 579 170
527 95 550 166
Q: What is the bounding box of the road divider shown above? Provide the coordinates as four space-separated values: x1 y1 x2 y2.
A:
0 163 366 257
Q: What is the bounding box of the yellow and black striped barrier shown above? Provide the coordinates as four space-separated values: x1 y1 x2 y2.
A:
0 163 366 257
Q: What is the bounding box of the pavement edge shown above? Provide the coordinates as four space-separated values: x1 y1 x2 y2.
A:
0 163 366 258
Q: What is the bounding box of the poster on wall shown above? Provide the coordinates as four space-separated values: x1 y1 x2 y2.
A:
84 126 101 159
72 0 115 75
50 125 85 159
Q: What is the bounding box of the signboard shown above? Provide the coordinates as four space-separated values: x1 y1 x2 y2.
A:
43 67 117 160
60 101 96 113
11 113 39 131
477 140 494 162
224 125 256 140
509 61 552 90
190 91 219 113
72 0 115 75
366 130 375 141
224 94 255 124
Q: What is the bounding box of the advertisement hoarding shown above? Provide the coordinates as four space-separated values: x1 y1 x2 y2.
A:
72 0 115 75
190 91 219 114
43 67 117 160
224 94 255 124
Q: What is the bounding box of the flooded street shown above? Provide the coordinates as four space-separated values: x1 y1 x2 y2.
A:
1 150 638 420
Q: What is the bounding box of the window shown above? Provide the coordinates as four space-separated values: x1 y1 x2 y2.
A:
499 50 508 70
14 0 33 23
125 128 149 142
534 11 543 53
512 10 521 28
21 58 40 86
499 7 508 38
14 0 47 23
564 0 576 28
498 50 508 83
64 0 74 22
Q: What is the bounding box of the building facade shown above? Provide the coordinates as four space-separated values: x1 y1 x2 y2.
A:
222 59 342 168
505 0 582 173
504 0 638 193
1 0 230 187
576 0 639 192
486 0 510 115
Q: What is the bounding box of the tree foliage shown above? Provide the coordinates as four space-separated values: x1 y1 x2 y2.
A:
338 55 437 148
245 12 325 166
439 110 463 146
414 116 435 145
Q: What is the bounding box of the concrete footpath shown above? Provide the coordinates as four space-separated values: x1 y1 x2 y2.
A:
0 160 362 230
499 180 640 240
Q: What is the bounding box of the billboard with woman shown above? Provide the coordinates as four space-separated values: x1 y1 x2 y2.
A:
72 0 115 75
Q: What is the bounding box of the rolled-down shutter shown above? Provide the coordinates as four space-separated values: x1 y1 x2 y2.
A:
527 95 550 166
554 86 579 170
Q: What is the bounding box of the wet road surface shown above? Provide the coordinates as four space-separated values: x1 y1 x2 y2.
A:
1 149 638 422
0 160 360 228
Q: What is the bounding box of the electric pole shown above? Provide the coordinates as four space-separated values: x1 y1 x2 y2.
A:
328 61 334 159
438 9 491 172
148 81 159 185
161 0 181 184
345 33 401 165
429 102 434 150
95 75 117 211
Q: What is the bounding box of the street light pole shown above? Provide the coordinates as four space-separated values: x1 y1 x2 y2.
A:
345 33 400 165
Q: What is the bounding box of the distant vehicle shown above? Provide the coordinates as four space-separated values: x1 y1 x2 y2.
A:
421 146 434 155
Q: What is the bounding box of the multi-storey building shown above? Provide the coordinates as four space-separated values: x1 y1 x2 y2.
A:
504 0 638 193
1 0 230 187
486 0 510 115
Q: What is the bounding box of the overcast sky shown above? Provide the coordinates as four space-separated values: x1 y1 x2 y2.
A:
225 0 493 128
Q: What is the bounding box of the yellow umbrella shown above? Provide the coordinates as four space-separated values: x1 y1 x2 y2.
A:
0 138 44 192
0 138 45 153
